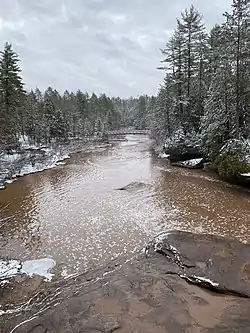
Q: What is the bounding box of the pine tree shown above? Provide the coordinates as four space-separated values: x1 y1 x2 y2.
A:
0 43 25 150
74 90 88 136
178 6 207 131
134 95 148 129
224 0 250 137
200 68 234 158
159 7 207 134
160 29 185 130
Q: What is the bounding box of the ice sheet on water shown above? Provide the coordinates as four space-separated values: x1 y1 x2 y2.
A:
0 258 56 283
21 258 55 281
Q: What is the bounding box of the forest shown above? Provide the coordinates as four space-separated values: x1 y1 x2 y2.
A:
0 42 153 152
0 0 249 180
150 0 250 179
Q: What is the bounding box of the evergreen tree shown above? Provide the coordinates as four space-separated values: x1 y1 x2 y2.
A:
0 43 25 150
134 95 148 129
224 0 250 137
150 0 250 167
178 6 207 131
200 68 234 158
159 6 207 134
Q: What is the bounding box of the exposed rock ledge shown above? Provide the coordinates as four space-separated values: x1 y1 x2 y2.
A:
1 231 250 332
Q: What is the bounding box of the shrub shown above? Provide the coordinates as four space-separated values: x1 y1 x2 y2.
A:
213 139 250 179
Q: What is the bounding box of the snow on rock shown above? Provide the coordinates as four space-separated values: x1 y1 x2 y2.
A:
180 158 203 167
153 231 178 252
181 274 219 287
241 173 250 177
158 152 170 159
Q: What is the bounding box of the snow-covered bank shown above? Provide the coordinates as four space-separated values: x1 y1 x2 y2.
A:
0 138 110 190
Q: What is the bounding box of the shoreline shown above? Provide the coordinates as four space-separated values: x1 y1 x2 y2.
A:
0 138 112 191
155 149 250 190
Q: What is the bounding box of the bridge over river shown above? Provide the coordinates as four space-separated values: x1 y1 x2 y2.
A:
106 129 150 135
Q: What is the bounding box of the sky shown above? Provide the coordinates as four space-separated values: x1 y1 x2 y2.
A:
0 0 232 97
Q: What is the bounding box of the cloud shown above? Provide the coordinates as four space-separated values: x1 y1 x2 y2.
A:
0 0 232 97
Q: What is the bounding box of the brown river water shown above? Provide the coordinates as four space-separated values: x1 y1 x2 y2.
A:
0 135 250 278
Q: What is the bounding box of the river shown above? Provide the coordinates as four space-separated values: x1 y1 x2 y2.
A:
0 134 250 279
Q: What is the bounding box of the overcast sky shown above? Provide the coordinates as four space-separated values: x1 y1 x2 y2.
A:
0 0 232 97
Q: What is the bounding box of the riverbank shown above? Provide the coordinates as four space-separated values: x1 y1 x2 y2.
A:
156 148 250 188
1 230 250 332
0 138 112 190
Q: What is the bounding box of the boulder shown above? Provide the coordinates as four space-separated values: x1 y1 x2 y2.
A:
1 231 250 333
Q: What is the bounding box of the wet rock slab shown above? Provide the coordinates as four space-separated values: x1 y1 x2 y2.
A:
1 231 250 332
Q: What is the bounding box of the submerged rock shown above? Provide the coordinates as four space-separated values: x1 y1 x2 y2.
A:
1 231 250 332
116 181 152 192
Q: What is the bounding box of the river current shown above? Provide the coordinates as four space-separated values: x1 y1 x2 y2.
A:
0 135 250 278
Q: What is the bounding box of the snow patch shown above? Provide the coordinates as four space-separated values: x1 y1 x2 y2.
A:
158 152 170 159
5 179 15 184
241 173 250 177
0 260 21 280
1 153 21 163
153 231 173 252
181 274 219 287
179 158 203 167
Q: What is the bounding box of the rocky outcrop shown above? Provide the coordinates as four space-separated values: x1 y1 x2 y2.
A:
1 231 250 332
163 147 203 163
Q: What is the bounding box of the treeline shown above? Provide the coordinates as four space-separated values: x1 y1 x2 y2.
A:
0 42 153 152
0 42 123 151
114 95 155 130
149 0 250 177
